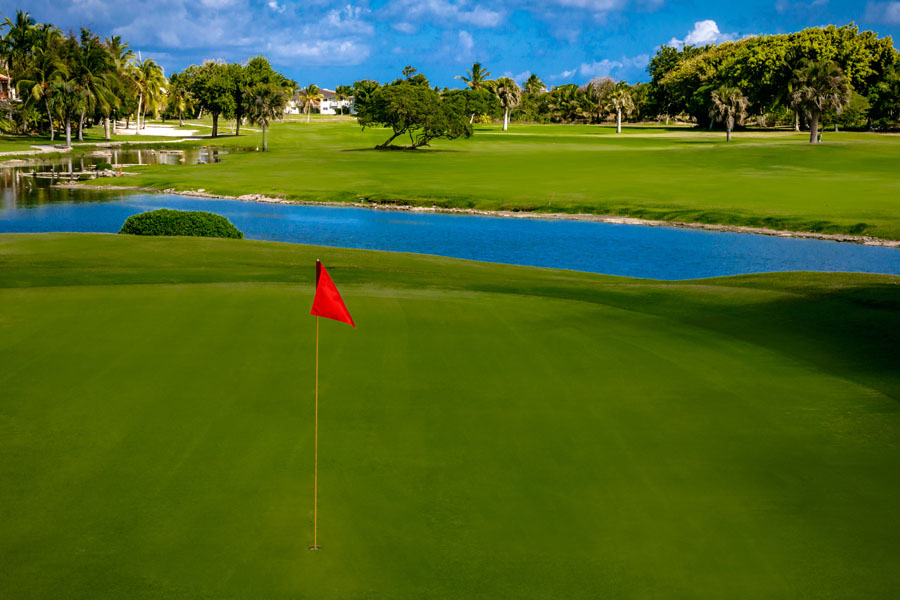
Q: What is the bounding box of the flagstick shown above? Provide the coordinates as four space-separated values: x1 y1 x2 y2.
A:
311 315 321 550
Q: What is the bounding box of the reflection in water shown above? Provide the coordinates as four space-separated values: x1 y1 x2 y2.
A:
0 147 228 210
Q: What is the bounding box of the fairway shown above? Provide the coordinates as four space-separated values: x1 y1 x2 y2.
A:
2 233 899 598
93 120 900 240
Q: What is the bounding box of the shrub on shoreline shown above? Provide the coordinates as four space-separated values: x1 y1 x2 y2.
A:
118 209 244 239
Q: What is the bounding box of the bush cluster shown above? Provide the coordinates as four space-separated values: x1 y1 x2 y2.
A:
118 209 244 239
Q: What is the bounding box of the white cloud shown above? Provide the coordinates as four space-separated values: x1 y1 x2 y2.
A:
383 0 505 28
392 22 418 34
267 38 371 65
864 1 900 24
667 19 736 49
458 30 475 53
551 67 578 80
578 54 648 79
267 1 286 14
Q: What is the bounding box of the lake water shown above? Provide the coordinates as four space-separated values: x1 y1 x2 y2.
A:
1 152 898 280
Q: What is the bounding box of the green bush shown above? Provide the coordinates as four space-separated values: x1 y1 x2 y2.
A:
118 209 244 239
96 161 112 170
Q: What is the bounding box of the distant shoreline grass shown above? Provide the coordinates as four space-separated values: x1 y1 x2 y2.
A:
76 120 900 241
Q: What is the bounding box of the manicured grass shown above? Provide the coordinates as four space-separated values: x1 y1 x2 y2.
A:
89 120 900 239
2 233 899 599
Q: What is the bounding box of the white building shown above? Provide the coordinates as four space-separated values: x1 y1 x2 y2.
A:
286 88 355 115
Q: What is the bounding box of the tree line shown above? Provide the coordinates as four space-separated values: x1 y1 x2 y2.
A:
2 10 898 149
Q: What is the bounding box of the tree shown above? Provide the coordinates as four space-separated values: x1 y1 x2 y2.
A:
709 85 749 142
357 81 472 150
441 88 498 124
129 57 166 134
351 79 380 114
50 75 81 147
334 84 353 114
192 60 235 137
167 72 194 126
297 84 323 123
73 29 115 141
15 25 65 139
457 62 491 90
493 76 521 131
791 59 851 144
0 10 36 88
523 74 546 95
547 84 584 123
104 35 134 135
582 77 615 123
226 62 246 134
244 82 287 151
606 81 635 133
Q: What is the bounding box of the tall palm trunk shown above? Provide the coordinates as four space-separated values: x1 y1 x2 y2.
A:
809 111 820 144
726 126 732 142
503 107 509 131
45 97 55 141
77 108 86 141
135 92 143 135
262 123 268 152
616 108 622 134
794 111 800 132
112 118 117 134
306 106 311 123
104 117 110 140
65 119 71 148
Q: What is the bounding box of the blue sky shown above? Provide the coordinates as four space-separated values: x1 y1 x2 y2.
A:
5 1 899 88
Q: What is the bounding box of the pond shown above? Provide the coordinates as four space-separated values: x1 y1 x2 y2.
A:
1 153 898 280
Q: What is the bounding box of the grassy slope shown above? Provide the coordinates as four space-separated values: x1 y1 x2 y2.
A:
2 233 899 599
89 120 900 239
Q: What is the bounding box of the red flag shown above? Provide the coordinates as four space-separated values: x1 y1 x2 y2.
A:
310 260 355 327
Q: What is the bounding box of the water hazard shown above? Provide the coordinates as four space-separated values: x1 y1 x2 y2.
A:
1 153 897 280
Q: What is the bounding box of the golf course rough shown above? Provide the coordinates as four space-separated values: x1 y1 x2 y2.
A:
1 233 899 599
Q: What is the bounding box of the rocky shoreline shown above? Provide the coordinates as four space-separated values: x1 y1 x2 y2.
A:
58 182 900 248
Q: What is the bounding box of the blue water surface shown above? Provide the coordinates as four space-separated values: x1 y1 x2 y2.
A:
1 192 898 280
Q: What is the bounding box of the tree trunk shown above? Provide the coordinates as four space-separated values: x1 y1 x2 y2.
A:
834 123 838 132
65 119 71 148
469 113 475 124
198 108 203 119
726 126 732 143
112 117 117 134
616 108 622 134
135 92 143 135
809 112 820 144
794 111 800 132
104 117 110 140
235 115 240 136
307 106 311 123
212 113 219 137
77 108 85 141
503 107 509 131
665 114 669 126
376 129 403 149
262 123 267 152
45 97 55 141
125 116 130 130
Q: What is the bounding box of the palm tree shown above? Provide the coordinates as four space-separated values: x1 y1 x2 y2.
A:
605 81 635 134
790 59 851 144
73 30 115 141
129 57 166 134
104 35 134 135
244 82 287 151
50 76 81 147
709 86 749 142
333 84 353 115
456 62 490 90
493 77 521 131
297 84 323 123
523 74 546 96
1 10 36 90
16 27 65 140
582 77 615 123
547 84 583 123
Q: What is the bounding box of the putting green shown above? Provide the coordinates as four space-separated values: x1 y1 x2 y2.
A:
2 233 899 599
